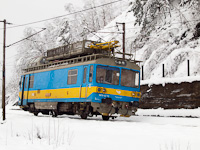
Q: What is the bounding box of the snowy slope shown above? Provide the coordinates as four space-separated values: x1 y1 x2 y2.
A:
89 0 200 82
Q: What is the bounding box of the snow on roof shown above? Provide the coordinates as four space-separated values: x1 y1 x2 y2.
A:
141 75 200 86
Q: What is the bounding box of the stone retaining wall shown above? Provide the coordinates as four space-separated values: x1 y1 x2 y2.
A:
139 81 200 109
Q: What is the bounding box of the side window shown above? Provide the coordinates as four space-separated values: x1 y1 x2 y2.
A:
83 67 87 83
68 69 78 85
19 76 23 88
89 65 93 82
29 76 34 88
25 77 28 88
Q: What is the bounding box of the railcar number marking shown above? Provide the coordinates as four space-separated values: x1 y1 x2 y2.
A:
99 94 110 98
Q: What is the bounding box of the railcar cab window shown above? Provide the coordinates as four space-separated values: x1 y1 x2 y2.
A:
83 67 87 83
29 75 34 88
96 65 119 85
68 69 78 85
121 69 139 88
89 65 93 82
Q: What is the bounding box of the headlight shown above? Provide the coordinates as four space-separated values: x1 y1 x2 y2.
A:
115 60 127 66
97 88 102 92
96 87 106 93
132 92 141 98
137 92 141 98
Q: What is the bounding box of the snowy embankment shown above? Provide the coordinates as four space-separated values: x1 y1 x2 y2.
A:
136 107 200 118
0 106 200 150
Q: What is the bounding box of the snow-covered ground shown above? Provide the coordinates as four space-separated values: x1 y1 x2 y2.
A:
0 106 200 150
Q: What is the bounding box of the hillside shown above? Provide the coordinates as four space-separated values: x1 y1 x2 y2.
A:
89 0 200 80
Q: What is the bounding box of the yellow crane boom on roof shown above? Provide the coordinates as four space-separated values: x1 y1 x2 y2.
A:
88 40 120 51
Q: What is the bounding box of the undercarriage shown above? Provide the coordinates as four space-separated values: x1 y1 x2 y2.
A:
22 99 139 120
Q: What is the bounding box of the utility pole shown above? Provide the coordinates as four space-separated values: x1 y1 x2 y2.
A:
122 23 125 59
0 20 44 121
0 19 6 121
116 22 125 59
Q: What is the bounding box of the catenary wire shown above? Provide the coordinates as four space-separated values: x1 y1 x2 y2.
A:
5 17 200 61
0 0 124 30
3 4 200 61
1 1 197 31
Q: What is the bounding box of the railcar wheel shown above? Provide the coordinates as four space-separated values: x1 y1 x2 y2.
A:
102 115 109 121
33 112 38 116
52 110 58 117
81 112 88 119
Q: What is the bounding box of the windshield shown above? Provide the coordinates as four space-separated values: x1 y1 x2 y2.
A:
96 65 139 88
121 69 139 88
96 65 119 85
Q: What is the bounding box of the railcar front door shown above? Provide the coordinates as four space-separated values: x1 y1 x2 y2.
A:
23 75 30 105
19 76 25 106
80 66 89 99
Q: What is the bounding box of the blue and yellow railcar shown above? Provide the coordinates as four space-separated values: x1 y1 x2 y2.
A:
19 41 141 120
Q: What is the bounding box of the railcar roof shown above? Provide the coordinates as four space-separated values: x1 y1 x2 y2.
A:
22 57 140 75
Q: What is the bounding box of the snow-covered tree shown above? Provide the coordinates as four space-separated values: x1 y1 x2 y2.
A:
128 0 200 79
64 0 129 42
16 27 44 71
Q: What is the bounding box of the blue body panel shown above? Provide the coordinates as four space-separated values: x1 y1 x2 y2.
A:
19 63 140 105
